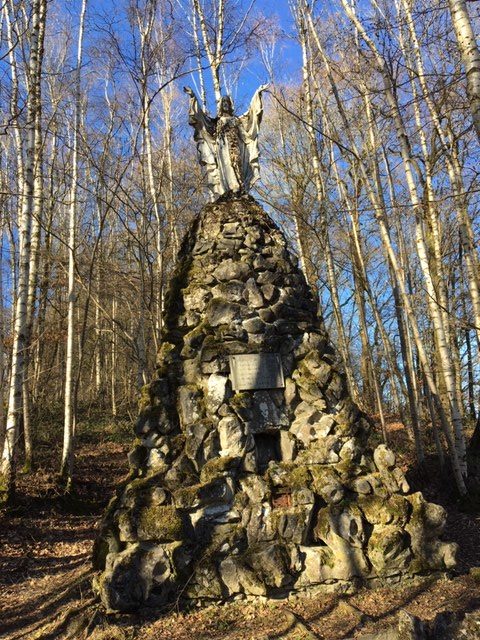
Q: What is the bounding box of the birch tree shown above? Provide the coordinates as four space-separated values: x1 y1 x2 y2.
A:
60 0 87 489
1 0 47 504
447 0 480 141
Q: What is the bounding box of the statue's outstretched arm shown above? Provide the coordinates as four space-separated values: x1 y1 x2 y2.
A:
183 85 196 98
252 83 269 101
184 86 213 131
242 83 269 131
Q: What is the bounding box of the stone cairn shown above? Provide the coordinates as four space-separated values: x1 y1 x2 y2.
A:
93 194 456 612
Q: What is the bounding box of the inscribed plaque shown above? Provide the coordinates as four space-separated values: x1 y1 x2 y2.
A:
229 353 284 391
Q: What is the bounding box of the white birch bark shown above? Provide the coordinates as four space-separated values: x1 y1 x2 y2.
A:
161 85 179 256
111 293 118 418
339 0 468 481
61 0 87 487
191 0 208 109
22 0 47 471
400 0 480 350
294 2 360 404
306 8 467 493
143 80 163 344
3 0 25 204
1 0 44 502
192 0 224 108
95 269 102 398
0 223 5 449
448 0 480 140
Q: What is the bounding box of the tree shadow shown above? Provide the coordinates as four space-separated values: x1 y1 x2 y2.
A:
0 564 93 638
405 452 480 574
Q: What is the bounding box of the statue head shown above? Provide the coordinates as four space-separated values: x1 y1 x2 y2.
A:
219 95 234 116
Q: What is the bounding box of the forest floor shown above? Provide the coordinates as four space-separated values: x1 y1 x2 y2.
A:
1 418 480 640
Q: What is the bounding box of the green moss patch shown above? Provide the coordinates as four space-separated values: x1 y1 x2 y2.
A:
200 456 239 482
137 505 184 541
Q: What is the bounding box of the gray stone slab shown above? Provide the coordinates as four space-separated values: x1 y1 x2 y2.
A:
229 353 284 391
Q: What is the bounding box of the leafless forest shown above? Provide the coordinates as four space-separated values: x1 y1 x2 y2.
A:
1 1 480 638
0 0 479 516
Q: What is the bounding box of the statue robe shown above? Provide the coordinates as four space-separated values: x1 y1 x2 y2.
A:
188 90 264 198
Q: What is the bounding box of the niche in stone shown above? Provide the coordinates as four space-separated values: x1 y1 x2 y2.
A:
254 431 281 473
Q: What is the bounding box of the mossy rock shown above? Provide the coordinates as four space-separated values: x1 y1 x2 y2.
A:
297 350 332 382
334 460 364 484
137 379 175 428
172 474 231 510
138 403 161 422
229 392 252 417
121 473 167 509
309 466 341 493
138 385 153 413
233 490 249 512
202 523 245 561
200 456 240 483
471 567 480 583
312 505 338 542
173 484 201 509
128 444 149 470
183 322 210 352
92 527 123 570
367 525 413 575
359 494 410 527
272 462 311 489
136 505 184 541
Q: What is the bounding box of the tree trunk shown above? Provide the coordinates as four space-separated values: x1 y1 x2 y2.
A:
22 0 47 473
306 7 466 493
61 0 87 490
338 0 468 486
294 3 360 404
447 0 480 140
1 0 45 504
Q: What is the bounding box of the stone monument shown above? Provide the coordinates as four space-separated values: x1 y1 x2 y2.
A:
92 87 456 613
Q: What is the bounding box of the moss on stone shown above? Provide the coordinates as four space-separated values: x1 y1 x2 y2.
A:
309 466 341 493
138 385 152 413
122 472 167 506
139 404 162 424
272 462 311 489
202 524 244 562
170 435 186 456
92 490 127 569
230 391 250 411
173 484 201 509
359 494 410 526
200 456 238 482
334 460 361 483
313 506 333 542
233 490 249 512
470 567 480 583
128 444 149 470
406 557 431 575
137 505 183 541
183 322 210 348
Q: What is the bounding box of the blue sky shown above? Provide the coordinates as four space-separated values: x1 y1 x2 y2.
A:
68 0 304 114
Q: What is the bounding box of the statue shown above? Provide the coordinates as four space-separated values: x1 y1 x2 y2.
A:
184 85 269 198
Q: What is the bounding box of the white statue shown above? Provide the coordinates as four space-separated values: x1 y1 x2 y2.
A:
184 85 269 198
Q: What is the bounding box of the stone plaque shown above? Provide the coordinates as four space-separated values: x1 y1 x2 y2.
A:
229 353 284 392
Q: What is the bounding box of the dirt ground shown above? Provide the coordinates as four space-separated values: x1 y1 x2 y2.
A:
1 419 480 640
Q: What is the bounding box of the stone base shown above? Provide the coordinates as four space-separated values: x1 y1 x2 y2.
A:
93 195 456 612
